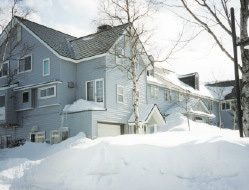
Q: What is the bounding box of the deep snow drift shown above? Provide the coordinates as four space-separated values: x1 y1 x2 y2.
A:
0 115 249 190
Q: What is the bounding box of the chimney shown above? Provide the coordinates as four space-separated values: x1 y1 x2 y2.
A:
97 25 112 32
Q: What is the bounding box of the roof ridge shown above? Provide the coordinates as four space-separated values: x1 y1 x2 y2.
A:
15 16 76 39
69 23 129 42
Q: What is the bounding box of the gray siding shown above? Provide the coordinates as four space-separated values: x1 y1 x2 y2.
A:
76 57 106 100
63 111 92 138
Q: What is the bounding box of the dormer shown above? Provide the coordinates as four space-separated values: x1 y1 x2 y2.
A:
178 72 199 90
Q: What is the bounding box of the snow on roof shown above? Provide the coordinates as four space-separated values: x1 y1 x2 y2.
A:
63 99 105 113
128 104 155 123
205 86 234 100
147 76 163 85
149 65 216 99
165 98 214 119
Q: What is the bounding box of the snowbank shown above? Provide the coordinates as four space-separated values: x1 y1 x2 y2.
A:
0 122 249 190
63 99 105 113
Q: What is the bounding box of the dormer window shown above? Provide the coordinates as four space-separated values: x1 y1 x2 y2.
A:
17 25 22 42
18 55 32 73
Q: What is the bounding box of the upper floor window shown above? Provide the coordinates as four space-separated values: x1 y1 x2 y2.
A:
22 91 29 103
0 62 9 77
165 89 171 101
207 101 213 111
221 101 231 110
0 96 5 107
43 58 50 76
86 81 94 101
117 85 124 103
39 85 56 99
17 25 22 42
86 79 104 103
151 85 158 98
18 55 32 73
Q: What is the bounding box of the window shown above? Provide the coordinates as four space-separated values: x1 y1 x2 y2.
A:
151 85 158 98
165 89 171 101
0 62 9 77
43 58 50 76
221 101 231 110
207 101 213 111
39 85 56 99
117 85 124 103
147 70 153 76
22 91 29 103
30 132 45 143
86 81 94 101
51 130 60 144
0 96 5 107
95 79 104 102
17 25 22 42
86 79 104 102
18 55 32 73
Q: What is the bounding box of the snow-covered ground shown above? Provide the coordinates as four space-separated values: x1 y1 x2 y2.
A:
1 114 249 190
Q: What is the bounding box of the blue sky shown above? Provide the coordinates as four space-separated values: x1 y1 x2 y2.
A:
8 0 238 82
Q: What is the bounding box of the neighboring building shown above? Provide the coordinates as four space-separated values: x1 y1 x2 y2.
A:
206 80 239 129
0 17 231 148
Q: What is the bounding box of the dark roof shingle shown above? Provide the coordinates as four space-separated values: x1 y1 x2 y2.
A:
15 16 128 60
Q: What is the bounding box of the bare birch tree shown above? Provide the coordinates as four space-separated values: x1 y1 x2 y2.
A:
163 0 249 136
97 0 164 133
0 0 34 83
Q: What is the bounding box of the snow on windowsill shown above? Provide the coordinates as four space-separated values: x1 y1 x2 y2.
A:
63 99 105 113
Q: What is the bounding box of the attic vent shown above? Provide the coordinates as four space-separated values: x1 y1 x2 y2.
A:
97 25 112 32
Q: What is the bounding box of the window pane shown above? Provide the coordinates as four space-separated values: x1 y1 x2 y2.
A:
40 89 46 97
222 103 226 110
118 86 123 94
22 92 29 103
25 56 31 71
118 95 123 102
19 59 25 72
96 80 103 102
47 87 54 96
0 96 5 107
2 63 8 76
87 81 94 101
43 60 49 75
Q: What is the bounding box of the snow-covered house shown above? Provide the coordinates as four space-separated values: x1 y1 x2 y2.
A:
0 17 229 148
206 80 238 129
0 17 167 148
146 64 219 124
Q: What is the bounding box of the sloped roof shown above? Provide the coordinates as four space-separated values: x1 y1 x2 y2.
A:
70 24 128 59
165 98 215 119
206 80 242 100
15 16 128 60
128 104 165 126
15 16 76 58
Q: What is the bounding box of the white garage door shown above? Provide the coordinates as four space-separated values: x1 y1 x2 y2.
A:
98 123 121 137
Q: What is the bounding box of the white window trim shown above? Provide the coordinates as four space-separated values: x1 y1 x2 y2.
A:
43 58 50 76
117 85 124 103
95 78 104 103
38 85 56 99
50 130 60 144
17 25 22 42
18 54 32 74
85 80 94 101
164 89 171 101
30 131 45 143
221 101 231 111
22 91 29 103
151 85 158 99
0 61 9 78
